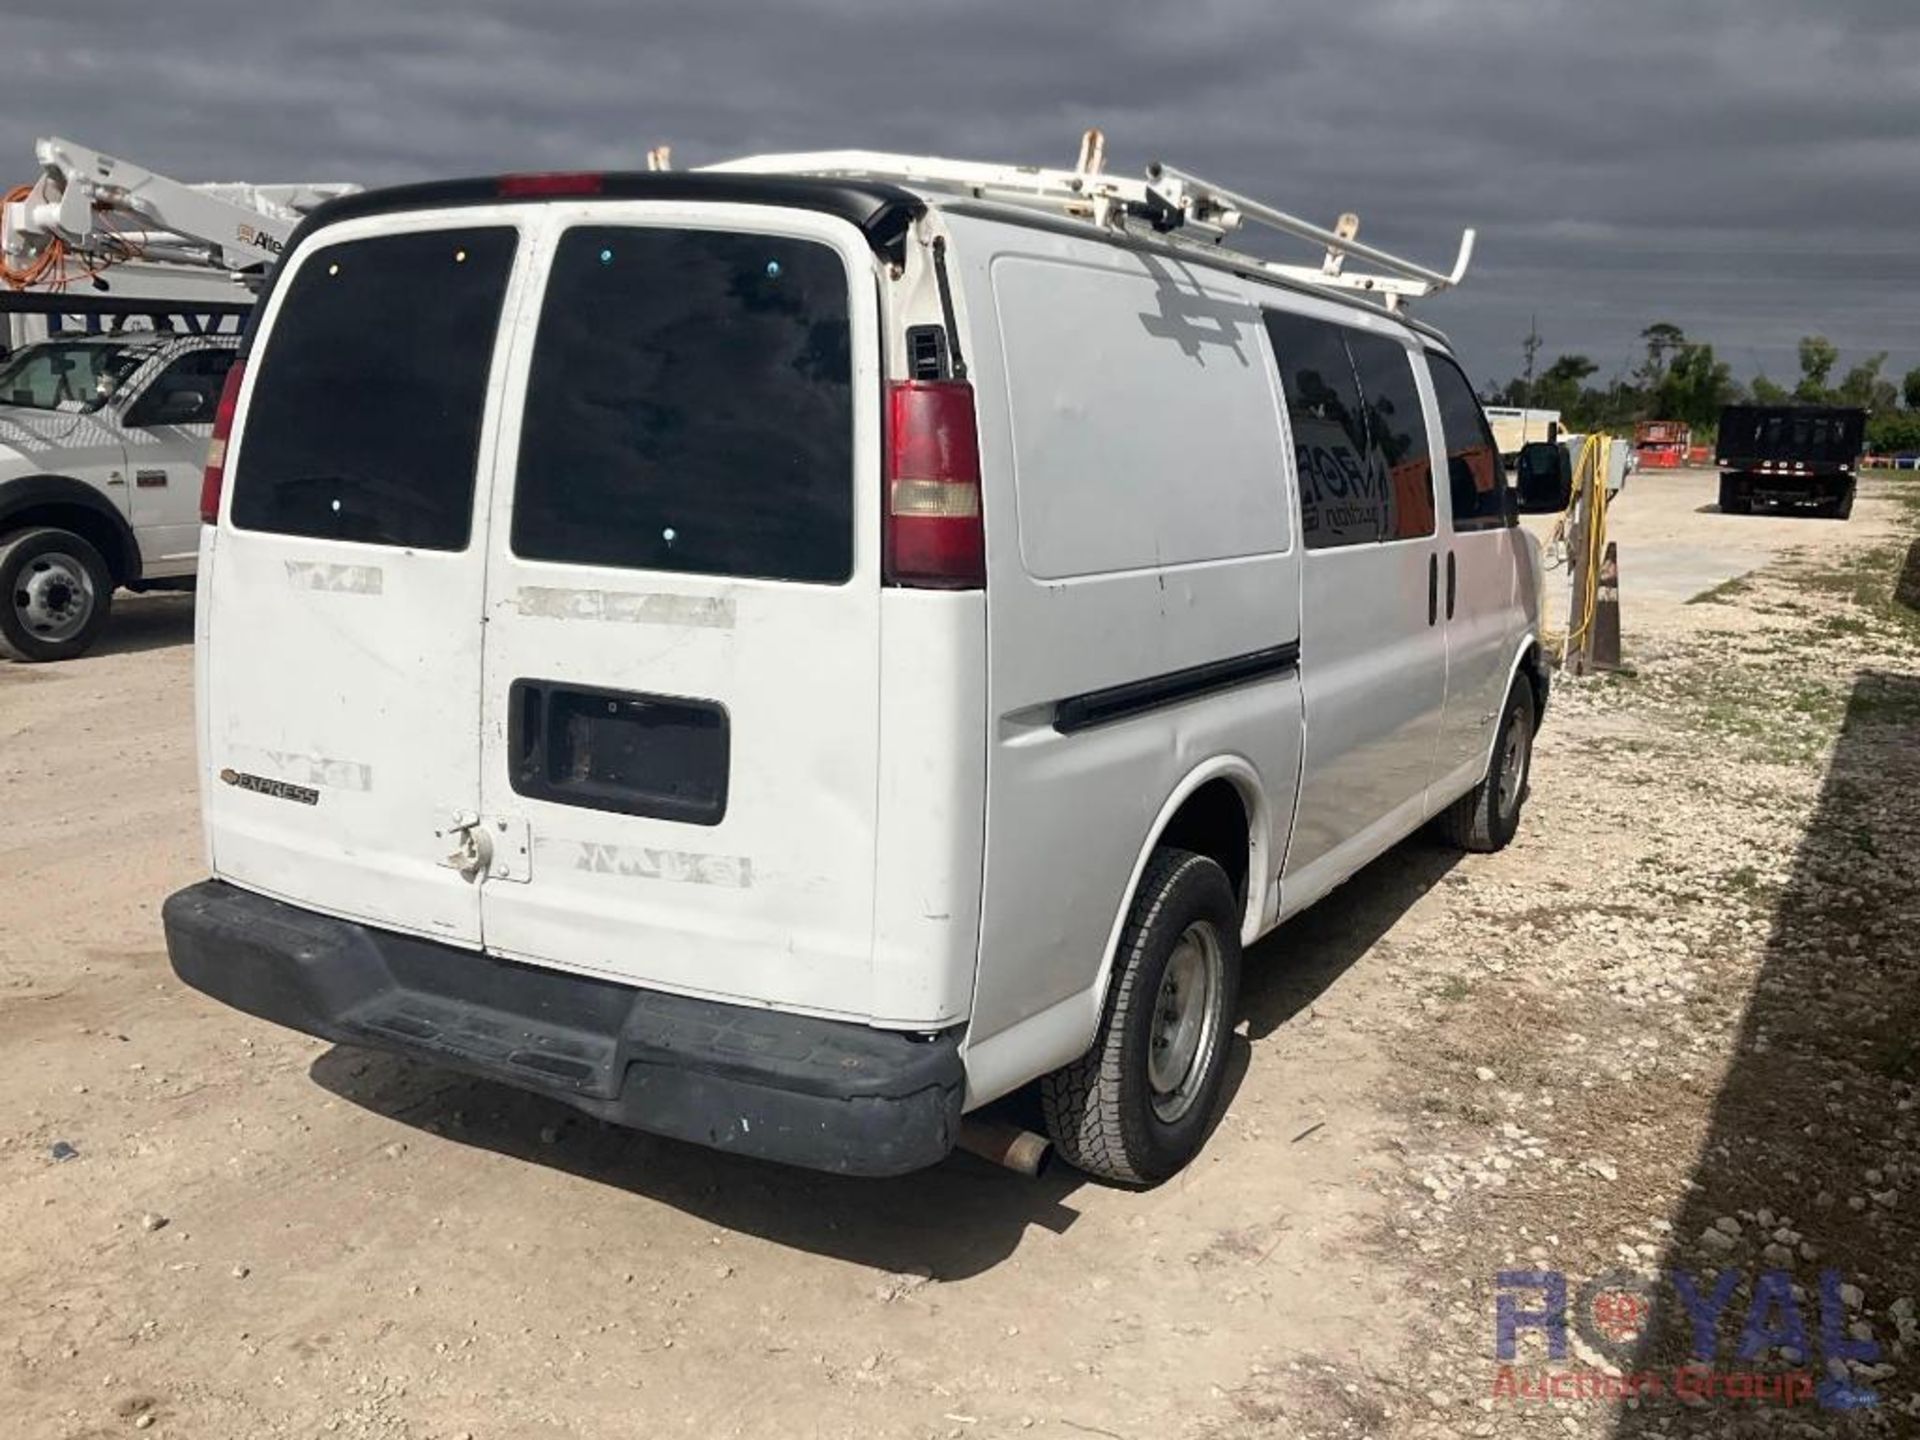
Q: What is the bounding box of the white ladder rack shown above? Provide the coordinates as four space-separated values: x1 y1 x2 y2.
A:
701 133 1474 310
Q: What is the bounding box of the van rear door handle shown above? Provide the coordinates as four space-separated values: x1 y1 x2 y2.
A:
1428 554 1438 626
1446 552 1457 620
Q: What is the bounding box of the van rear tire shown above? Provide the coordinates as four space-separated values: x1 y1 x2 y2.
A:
1040 848 1241 1186
1437 678 1536 854
0 526 114 663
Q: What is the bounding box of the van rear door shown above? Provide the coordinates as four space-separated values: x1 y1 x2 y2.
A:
473 206 885 1020
204 215 527 945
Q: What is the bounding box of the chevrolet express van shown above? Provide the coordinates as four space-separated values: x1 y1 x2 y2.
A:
164 155 1561 1184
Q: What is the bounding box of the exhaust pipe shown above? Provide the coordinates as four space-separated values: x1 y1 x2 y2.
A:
958 1118 1051 1177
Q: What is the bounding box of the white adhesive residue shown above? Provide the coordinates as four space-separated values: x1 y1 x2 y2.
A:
514 587 735 630
285 560 384 595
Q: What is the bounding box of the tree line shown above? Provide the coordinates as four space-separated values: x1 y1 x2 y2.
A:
1488 323 1920 452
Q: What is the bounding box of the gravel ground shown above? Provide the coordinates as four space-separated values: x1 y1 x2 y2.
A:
0 469 1915 1439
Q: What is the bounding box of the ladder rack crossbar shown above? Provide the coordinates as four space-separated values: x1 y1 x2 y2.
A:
1148 163 1475 291
699 147 1474 306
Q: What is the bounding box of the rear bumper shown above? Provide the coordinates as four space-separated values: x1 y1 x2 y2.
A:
1723 469 1853 501
163 880 964 1176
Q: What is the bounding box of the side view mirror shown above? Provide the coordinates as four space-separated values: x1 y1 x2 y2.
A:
148 389 208 424
1514 441 1572 514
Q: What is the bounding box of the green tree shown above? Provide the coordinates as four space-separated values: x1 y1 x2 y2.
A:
1795 335 1840 401
1634 322 1688 389
1652 343 1738 428
1751 374 1791 405
1835 352 1897 413
1868 410 1920 455
1901 366 1920 411
1534 353 1598 413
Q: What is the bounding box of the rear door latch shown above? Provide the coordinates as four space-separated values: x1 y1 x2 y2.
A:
436 812 531 884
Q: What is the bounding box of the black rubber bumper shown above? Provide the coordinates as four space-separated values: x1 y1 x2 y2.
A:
162 880 964 1177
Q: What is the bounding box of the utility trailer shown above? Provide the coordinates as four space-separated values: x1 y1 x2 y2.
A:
1715 404 1865 519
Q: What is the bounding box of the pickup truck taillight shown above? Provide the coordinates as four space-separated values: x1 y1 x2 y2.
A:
199 361 246 523
885 380 984 589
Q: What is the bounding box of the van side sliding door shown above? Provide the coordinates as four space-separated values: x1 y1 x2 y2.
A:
1265 309 1448 915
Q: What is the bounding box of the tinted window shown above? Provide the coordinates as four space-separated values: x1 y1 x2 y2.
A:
231 228 516 549
1427 353 1509 531
125 348 235 427
1265 312 1435 548
1263 311 1372 550
511 227 853 584
1346 332 1435 541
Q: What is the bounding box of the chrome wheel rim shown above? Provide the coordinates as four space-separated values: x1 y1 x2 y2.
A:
1497 707 1530 819
1148 921 1225 1124
14 551 94 644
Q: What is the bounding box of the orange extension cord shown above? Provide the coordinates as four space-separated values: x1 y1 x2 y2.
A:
1 182 145 291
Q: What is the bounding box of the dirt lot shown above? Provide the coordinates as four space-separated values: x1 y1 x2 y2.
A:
3 470 1917 1439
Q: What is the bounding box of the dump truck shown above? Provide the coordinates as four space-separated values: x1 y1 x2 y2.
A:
1715 404 1865 519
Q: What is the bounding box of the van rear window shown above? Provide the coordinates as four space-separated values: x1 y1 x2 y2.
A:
510 227 854 584
231 228 517 550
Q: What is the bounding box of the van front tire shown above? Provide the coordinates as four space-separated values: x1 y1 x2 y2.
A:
0 526 114 663
1041 848 1241 1186
1438 678 1536 854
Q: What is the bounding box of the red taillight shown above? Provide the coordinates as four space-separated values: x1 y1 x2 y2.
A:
885 380 984 588
497 172 605 198
199 360 246 524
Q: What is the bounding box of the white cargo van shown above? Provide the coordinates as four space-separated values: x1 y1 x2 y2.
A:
164 154 1567 1183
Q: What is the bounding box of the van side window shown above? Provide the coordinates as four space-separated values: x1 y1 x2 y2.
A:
232 228 517 550
1345 332 1435 542
511 228 854 585
1262 311 1371 550
1264 312 1432 548
1427 353 1510 531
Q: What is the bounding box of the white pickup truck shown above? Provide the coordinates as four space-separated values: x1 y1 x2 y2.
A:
0 331 237 661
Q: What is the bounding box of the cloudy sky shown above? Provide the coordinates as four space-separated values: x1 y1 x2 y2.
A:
6 1 1917 390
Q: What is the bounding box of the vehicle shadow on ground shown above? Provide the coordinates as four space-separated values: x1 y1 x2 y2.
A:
1609 669 1920 1432
1240 836 1461 1041
310 830 1463 1278
89 592 195 657
311 1044 1088 1279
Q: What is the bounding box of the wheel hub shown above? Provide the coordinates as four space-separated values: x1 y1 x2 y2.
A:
14 552 95 643
1148 921 1224 1123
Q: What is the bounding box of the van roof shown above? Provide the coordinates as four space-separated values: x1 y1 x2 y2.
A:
275 169 1453 355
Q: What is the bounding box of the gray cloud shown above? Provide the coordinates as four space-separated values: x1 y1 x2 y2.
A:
4 0 1917 388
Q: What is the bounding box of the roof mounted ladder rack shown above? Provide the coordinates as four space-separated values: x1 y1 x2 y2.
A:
701 130 1475 310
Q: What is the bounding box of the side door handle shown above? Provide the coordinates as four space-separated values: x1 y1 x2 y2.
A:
1428 553 1439 626
1446 551 1458 620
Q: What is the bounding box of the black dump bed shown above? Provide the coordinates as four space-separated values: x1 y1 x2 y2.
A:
1717 405 1865 473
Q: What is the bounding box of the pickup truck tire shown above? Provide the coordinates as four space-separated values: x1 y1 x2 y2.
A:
1437 677 1536 854
1041 847 1241 1185
0 526 114 663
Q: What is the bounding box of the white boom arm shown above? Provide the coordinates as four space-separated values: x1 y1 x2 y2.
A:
2 136 359 282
